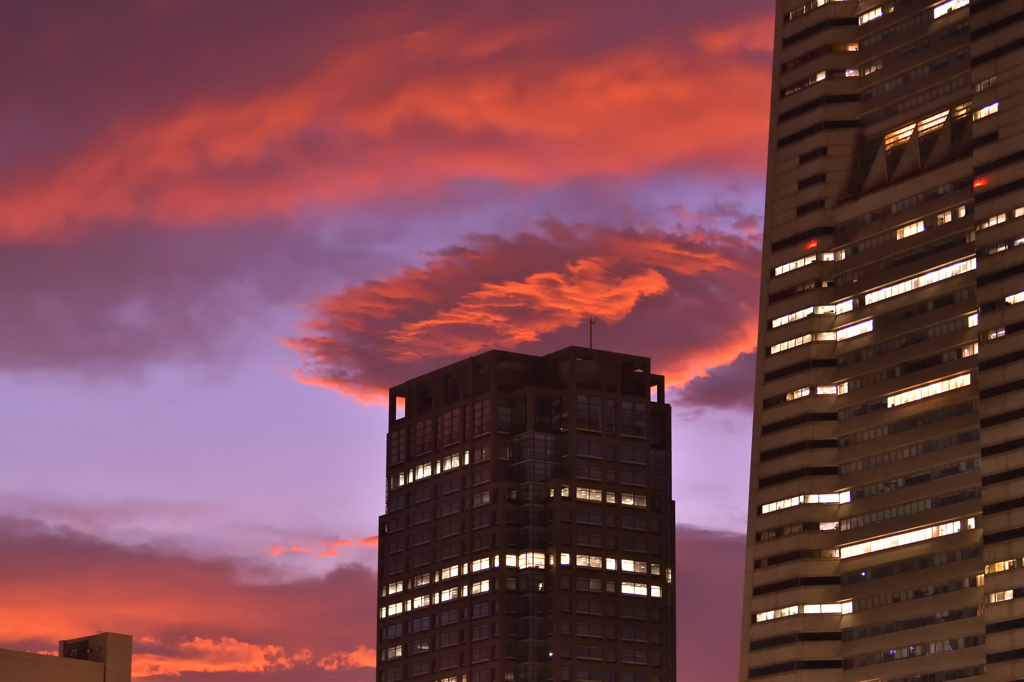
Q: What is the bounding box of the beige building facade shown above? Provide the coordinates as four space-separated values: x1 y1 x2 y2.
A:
743 0 1024 681
0 633 132 682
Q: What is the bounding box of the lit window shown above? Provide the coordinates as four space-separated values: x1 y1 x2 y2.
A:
651 585 663 598
770 333 813 355
558 553 569 566
775 254 817 277
787 387 811 401
896 221 925 240
886 372 971 408
440 564 460 580
980 213 1006 229
605 558 616 571
1006 291 1024 305
383 645 403 660
413 573 431 587
442 453 461 470
969 313 979 327
620 494 647 508
439 587 458 602
933 0 969 17
989 328 1006 340
819 521 839 531
954 102 972 119
383 581 403 596
471 557 491 572
471 580 490 594
414 463 432 480
518 552 545 570
412 595 431 608
772 306 814 328
864 258 976 305
987 558 1024 574
761 492 849 515
576 487 603 502
835 299 854 315
975 102 999 120
937 210 953 225
576 555 603 569
836 319 873 341
859 6 883 24
816 382 848 395
885 122 915 150
962 342 979 357
988 590 1014 604
754 603 851 622
840 519 964 559
621 582 648 596
621 559 648 574
383 601 405 617
917 110 949 136
815 331 836 342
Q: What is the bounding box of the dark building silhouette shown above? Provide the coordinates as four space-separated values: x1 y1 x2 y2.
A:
376 347 675 682
743 1 1024 681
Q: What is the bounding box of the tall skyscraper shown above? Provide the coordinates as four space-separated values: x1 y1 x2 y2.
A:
376 347 675 682
743 1 1024 680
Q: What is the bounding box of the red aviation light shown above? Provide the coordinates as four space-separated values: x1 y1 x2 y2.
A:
806 240 818 250
974 178 988 188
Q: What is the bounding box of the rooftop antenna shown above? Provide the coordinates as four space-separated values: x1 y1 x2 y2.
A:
589 317 596 349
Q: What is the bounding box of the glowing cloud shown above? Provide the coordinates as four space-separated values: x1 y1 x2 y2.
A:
317 645 377 671
132 637 311 678
289 220 761 400
0 3 770 243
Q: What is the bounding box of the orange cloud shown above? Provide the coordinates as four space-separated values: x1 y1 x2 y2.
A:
132 637 311 678
317 539 354 557
357 536 378 547
0 4 770 244
0 517 377 681
320 539 353 548
289 220 761 401
317 645 376 671
266 545 312 556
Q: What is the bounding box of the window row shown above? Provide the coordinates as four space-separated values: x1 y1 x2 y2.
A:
380 580 493 618
839 518 973 559
572 487 648 508
761 491 850 515
864 257 976 306
565 645 662 666
850 457 979 499
886 371 971 408
755 602 852 622
768 319 870 355
852 574 981 611
558 553 666 578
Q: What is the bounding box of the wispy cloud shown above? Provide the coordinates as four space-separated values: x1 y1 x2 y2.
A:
0 1 770 244
133 637 313 678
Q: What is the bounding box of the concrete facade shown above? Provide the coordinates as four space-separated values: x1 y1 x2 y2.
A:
742 1 1024 681
0 633 132 682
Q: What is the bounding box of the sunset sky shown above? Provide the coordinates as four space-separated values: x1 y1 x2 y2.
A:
0 2 772 679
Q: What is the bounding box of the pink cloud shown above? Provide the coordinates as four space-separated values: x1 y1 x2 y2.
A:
317 645 376 671
289 220 761 401
0 2 770 244
132 637 312 678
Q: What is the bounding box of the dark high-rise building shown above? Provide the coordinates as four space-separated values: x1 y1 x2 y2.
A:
375 347 675 682
743 1 1024 681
